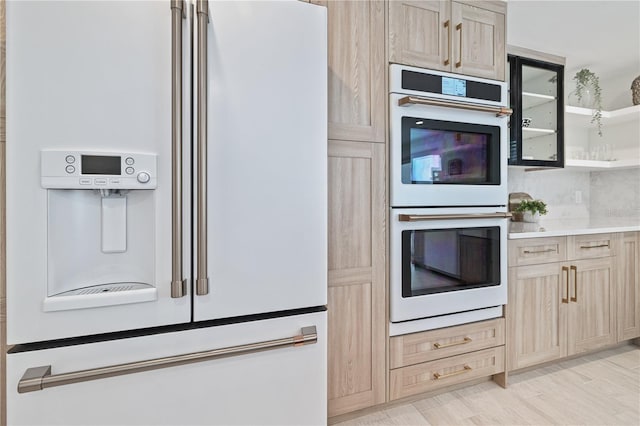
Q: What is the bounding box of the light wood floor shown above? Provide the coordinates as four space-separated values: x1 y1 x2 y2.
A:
334 344 640 426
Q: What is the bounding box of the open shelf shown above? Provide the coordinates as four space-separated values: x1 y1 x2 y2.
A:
565 157 640 171
565 104 640 127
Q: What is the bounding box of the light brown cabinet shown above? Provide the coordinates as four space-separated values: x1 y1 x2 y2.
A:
389 0 506 81
508 234 617 371
313 0 385 143
618 232 640 341
327 140 386 417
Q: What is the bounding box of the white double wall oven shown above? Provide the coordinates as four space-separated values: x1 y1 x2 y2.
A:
389 65 511 336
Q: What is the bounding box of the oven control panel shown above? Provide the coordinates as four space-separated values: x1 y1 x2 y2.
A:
41 150 157 189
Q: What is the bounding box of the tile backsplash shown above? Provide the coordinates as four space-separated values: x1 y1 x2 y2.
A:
590 168 640 217
508 168 590 219
508 167 640 219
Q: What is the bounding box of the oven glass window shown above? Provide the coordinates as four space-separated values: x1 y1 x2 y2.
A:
402 227 500 297
401 117 500 185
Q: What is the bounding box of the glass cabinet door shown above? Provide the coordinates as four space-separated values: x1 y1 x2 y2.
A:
508 55 564 167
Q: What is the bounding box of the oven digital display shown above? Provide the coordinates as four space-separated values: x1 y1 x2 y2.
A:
442 76 466 97
81 155 121 175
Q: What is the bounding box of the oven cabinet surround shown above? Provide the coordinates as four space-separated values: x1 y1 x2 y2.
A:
319 0 387 418
388 0 506 81
312 0 385 143
389 318 506 400
507 233 638 371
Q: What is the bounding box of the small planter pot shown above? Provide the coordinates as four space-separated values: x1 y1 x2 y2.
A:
522 211 541 223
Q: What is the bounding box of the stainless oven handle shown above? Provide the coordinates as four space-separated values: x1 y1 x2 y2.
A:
17 326 317 394
196 0 209 296
398 95 513 117
398 213 512 222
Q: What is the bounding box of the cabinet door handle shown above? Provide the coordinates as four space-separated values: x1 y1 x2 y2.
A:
433 337 472 349
455 23 462 68
562 266 569 304
523 248 556 254
570 265 578 302
579 244 609 249
433 365 471 380
443 20 451 66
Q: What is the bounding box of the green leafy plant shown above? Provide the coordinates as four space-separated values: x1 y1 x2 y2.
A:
514 199 548 215
573 68 603 136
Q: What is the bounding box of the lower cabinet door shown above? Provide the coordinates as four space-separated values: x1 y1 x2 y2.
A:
508 264 568 370
568 258 617 355
7 312 327 426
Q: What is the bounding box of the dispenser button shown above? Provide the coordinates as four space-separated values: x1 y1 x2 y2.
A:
125 167 135 175
65 165 75 174
137 172 150 184
65 155 76 164
110 178 121 184
79 178 91 185
125 157 135 165
94 178 107 185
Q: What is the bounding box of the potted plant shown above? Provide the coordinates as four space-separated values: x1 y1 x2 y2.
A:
514 199 548 223
573 68 603 136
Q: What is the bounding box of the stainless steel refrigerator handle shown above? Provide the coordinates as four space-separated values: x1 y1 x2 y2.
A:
18 326 318 394
196 0 209 295
398 212 513 222
170 0 187 298
397 95 513 117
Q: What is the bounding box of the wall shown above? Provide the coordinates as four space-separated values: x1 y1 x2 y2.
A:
508 168 591 220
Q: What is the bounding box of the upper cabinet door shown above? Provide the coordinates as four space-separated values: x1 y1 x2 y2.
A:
388 1 506 82
508 55 565 167
314 0 385 143
451 1 505 81
389 1 451 72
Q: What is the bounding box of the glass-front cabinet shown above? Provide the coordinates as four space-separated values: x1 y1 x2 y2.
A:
508 55 564 167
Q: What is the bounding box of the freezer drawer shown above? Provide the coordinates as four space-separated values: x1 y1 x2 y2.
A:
7 311 327 425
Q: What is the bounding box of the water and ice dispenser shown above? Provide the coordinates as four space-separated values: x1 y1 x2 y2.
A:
41 150 158 311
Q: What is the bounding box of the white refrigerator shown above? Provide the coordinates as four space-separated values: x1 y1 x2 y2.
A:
5 1 328 424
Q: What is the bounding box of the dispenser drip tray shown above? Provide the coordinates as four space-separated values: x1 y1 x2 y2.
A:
43 282 157 312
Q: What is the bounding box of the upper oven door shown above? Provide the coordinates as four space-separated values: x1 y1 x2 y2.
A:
390 93 508 207
390 208 508 323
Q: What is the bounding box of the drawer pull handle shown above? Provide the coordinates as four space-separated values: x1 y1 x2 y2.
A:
433 365 472 380
523 248 556 254
579 244 609 249
433 337 472 349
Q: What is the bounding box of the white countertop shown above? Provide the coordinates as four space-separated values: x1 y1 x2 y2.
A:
508 217 640 239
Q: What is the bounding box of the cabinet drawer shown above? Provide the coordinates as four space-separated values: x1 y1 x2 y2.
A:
389 318 505 368
509 237 566 266
390 346 504 401
568 234 614 260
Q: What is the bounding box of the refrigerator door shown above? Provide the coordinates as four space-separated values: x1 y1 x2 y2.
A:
6 1 192 343
193 1 328 321
7 311 327 425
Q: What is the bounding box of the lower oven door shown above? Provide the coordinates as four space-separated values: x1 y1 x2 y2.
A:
390 208 508 324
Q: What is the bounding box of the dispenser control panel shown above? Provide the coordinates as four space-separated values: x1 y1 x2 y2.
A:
41 150 157 189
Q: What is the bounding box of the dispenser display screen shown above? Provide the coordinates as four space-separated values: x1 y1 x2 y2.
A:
81 155 121 175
